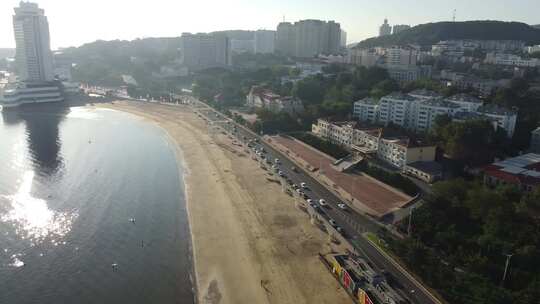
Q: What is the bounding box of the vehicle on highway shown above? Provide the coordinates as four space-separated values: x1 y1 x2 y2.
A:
337 203 347 210
319 199 327 207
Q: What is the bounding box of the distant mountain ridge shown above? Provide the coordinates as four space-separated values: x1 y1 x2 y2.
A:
356 21 540 48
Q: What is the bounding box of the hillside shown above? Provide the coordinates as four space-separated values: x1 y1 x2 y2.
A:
356 21 540 48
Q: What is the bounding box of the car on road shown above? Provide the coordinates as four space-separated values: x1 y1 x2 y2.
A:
337 203 347 210
329 219 337 227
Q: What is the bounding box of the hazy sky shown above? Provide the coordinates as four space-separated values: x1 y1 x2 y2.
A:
1 0 539 49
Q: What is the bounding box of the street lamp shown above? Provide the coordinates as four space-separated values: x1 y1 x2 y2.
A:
407 207 415 237
501 253 513 287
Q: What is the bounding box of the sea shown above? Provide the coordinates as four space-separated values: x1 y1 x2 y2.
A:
0 104 195 304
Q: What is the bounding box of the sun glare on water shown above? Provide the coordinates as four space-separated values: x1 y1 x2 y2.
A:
1 171 78 245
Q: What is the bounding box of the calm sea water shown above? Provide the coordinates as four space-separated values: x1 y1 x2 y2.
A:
0 104 194 304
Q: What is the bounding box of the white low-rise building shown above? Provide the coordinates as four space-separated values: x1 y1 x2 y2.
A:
312 119 437 170
246 86 304 115
485 52 540 68
476 104 518 138
353 97 379 123
354 91 517 138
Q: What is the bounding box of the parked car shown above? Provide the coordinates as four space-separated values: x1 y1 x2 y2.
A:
329 219 337 227
275 158 280 164
337 203 347 210
319 199 327 206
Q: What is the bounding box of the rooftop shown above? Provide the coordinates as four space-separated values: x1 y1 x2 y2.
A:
382 92 418 101
446 93 483 104
354 97 379 105
420 97 461 108
408 89 443 99
406 161 443 175
477 104 517 116
485 153 540 186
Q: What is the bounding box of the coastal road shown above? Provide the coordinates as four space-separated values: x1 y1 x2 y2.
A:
195 104 440 304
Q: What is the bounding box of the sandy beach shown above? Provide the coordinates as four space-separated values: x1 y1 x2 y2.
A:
99 101 350 304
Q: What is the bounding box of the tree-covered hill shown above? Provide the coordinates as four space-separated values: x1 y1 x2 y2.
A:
356 21 540 48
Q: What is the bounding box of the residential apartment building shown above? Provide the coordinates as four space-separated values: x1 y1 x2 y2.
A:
353 91 518 138
485 52 540 68
385 47 418 66
386 65 432 83
347 48 380 67
340 29 347 48
246 86 304 115
379 19 391 36
276 19 341 58
476 104 518 138
254 30 275 54
377 137 436 169
531 127 540 153
230 39 255 54
312 119 436 170
353 97 379 123
180 33 231 71
392 24 411 34
440 70 511 96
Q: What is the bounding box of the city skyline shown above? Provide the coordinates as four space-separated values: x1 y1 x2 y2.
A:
0 0 539 49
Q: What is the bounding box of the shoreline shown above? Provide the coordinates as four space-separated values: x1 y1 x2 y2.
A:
99 101 351 304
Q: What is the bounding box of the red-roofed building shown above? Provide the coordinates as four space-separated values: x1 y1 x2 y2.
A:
484 153 540 192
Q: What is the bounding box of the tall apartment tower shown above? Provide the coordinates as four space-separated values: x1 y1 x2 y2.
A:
254 30 276 54
276 22 295 56
392 24 411 34
180 33 231 71
276 19 341 58
13 2 54 82
379 19 392 37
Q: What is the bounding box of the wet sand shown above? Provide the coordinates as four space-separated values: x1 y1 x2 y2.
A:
100 101 350 304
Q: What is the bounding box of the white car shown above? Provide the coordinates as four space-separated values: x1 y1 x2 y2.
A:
275 158 280 164
306 199 313 204
278 171 284 177
319 199 327 206
329 219 337 227
337 203 347 210
300 182 307 188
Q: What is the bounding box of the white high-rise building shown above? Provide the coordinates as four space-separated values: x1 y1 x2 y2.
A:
340 29 347 48
180 33 231 71
392 25 411 35
254 30 275 54
276 19 341 58
13 2 54 82
379 19 392 37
